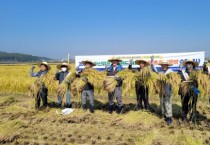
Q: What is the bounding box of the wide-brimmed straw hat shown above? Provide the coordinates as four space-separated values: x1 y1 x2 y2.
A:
82 60 96 66
183 59 199 67
108 57 122 62
135 59 150 67
37 61 51 70
158 60 173 66
56 63 71 70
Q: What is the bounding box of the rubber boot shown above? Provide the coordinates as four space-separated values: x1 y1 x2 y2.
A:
116 106 123 114
66 104 72 108
57 103 62 108
82 104 87 110
90 106 95 113
108 105 114 114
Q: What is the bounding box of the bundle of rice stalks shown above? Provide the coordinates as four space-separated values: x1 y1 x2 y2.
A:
29 72 55 98
70 78 87 98
166 72 181 97
179 81 194 96
28 78 44 98
158 73 168 83
206 63 210 67
136 67 159 96
157 72 182 97
80 68 107 94
103 77 117 92
117 69 137 96
69 68 107 98
95 70 107 94
156 73 168 97
57 71 76 99
190 70 210 99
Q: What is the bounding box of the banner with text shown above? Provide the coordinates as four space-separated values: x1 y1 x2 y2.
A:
75 51 205 71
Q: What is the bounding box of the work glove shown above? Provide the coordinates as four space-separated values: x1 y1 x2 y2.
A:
105 64 108 70
31 65 35 70
114 75 123 86
114 75 122 81
64 79 70 84
129 59 133 65
150 55 154 63
81 77 88 82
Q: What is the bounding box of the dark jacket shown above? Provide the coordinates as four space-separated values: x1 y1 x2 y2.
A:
128 64 150 89
178 69 194 82
203 64 210 75
178 69 198 96
128 64 141 72
55 71 69 84
76 69 94 90
107 64 123 87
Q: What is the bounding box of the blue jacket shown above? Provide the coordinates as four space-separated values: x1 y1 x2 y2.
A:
107 64 124 76
107 64 124 87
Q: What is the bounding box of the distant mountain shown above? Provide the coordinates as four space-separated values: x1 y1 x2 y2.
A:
0 51 53 63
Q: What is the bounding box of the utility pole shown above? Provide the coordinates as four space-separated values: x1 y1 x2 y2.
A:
67 53 70 64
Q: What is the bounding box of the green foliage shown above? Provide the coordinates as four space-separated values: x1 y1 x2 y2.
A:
0 51 52 63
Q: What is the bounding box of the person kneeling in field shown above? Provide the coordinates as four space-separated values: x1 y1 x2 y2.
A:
55 63 72 108
30 61 51 109
76 60 96 113
106 57 124 114
128 59 151 111
151 59 174 126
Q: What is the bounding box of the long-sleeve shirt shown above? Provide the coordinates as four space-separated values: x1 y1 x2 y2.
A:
30 68 48 78
150 63 173 75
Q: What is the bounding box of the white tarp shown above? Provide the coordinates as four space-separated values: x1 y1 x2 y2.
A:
75 51 205 71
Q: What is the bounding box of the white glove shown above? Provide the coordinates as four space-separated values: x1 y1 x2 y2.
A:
129 59 133 65
31 65 35 70
150 55 154 63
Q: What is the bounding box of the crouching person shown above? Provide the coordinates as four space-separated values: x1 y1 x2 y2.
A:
76 60 96 113
151 59 174 125
55 63 72 108
107 57 124 114
30 61 51 109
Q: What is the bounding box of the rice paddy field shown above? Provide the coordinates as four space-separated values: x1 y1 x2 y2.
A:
1 64 210 145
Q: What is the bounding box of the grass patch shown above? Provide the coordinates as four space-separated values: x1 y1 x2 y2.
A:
0 120 26 143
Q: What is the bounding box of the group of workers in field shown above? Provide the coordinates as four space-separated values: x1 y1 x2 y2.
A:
30 56 210 126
